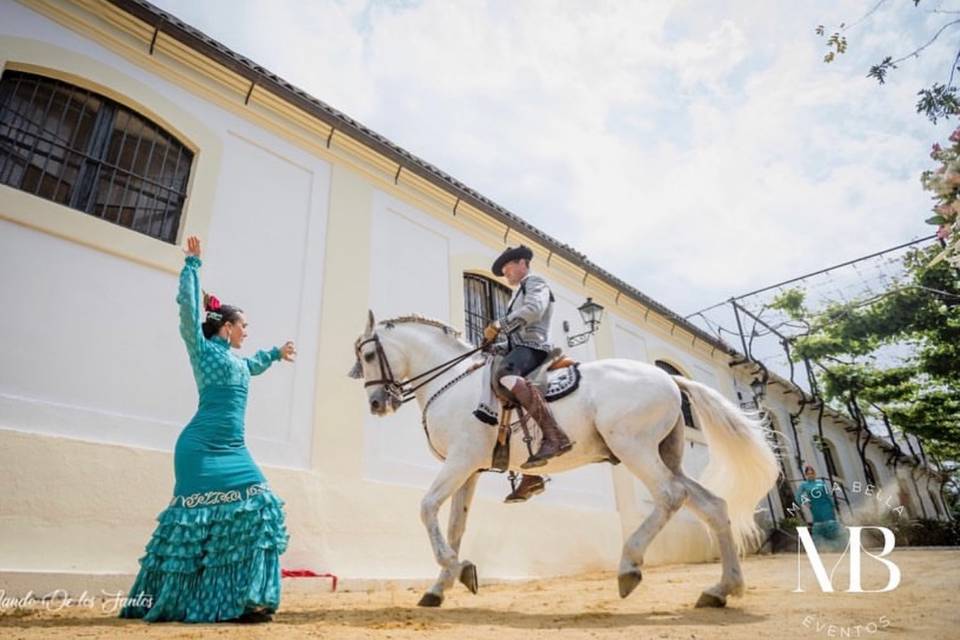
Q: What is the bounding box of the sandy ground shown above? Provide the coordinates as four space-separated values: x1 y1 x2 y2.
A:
2 549 958 640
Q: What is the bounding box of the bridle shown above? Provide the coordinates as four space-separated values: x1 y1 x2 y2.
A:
356 332 485 405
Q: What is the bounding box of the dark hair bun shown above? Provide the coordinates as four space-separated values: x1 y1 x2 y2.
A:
200 293 243 340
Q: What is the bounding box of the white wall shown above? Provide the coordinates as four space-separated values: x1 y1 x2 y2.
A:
202 131 329 468
361 191 616 512
362 192 452 489
0 3 330 470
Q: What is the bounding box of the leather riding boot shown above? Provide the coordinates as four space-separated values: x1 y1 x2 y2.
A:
504 475 546 503
513 379 572 469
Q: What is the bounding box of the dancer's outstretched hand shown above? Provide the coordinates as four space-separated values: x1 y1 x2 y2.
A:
280 341 297 362
184 235 202 259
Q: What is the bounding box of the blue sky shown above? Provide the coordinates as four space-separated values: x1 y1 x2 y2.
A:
152 0 957 316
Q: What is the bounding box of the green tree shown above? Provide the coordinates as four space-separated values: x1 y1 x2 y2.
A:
772 245 959 511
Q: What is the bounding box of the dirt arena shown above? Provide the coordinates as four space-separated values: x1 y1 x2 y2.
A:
1 549 957 639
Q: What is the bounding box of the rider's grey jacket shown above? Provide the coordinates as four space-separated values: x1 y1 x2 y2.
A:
498 274 554 352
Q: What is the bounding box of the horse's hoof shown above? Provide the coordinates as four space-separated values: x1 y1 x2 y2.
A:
459 561 479 594
617 569 642 598
695 591 727 608
417 592 443 607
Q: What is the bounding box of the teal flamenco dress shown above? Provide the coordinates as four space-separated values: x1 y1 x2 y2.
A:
120 255 289 622
795 478 849 552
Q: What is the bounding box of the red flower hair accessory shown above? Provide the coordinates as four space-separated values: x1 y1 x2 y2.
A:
206 295 221 312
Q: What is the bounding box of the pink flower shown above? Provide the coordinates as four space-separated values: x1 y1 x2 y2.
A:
931 143 943 158
937 224 952 240
951 128 960 143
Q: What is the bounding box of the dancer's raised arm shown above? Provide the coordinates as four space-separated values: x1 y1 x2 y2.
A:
178 235 206 359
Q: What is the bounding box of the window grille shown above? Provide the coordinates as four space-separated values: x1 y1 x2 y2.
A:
463 273 512 347
0 70 193 243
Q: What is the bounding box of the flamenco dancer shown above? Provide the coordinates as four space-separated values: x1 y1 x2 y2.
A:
795 464 849 552
120 235 295 623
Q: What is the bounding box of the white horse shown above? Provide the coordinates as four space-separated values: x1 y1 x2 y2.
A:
350 312 778 608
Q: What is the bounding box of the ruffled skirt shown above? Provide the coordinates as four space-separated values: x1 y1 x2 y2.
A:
811 519 849 552
119 484 289 622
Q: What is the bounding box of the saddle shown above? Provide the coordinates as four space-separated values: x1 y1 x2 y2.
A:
491 348 577 404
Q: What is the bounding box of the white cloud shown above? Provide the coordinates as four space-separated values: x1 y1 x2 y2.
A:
152 0 957 315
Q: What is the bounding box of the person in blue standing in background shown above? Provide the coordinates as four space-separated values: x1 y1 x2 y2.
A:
795 464 849 552
120 235 295 623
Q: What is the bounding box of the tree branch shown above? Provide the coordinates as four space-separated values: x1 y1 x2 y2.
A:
889 18 960 67
842 0 891 32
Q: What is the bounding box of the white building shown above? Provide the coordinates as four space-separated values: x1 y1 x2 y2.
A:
0 0 948 595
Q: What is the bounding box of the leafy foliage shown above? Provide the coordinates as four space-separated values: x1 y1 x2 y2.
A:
771 246 960 463
817 5 960 124
917 83 960 125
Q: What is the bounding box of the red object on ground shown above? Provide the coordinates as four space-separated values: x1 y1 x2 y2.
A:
281 568 338 591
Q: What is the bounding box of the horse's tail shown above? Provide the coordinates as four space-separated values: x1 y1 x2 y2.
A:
671 376 778 553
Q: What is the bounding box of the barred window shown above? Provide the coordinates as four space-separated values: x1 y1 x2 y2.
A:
654 360 698 429
463 273 511 346
0 70 193 243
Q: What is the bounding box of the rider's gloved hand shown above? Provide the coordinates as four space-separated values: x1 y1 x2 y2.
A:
483 321 501 343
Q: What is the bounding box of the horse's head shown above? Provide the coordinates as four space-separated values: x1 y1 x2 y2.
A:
349 311 473 416
348 310 411 416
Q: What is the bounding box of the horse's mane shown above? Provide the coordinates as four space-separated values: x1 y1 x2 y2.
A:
378 316 479 351
379 315 462 338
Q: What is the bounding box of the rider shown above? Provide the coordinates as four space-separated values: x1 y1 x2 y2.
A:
484 245 573 503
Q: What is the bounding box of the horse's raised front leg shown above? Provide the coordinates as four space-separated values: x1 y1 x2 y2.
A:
424 471 480 604
418 457 482 607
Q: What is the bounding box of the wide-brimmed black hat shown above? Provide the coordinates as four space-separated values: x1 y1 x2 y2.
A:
492 245 534 277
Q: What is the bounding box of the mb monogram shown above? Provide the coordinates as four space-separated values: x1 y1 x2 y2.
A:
794 526 902 593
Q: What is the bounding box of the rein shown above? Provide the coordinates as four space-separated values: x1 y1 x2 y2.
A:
420 359 488 461
357 333 486 405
